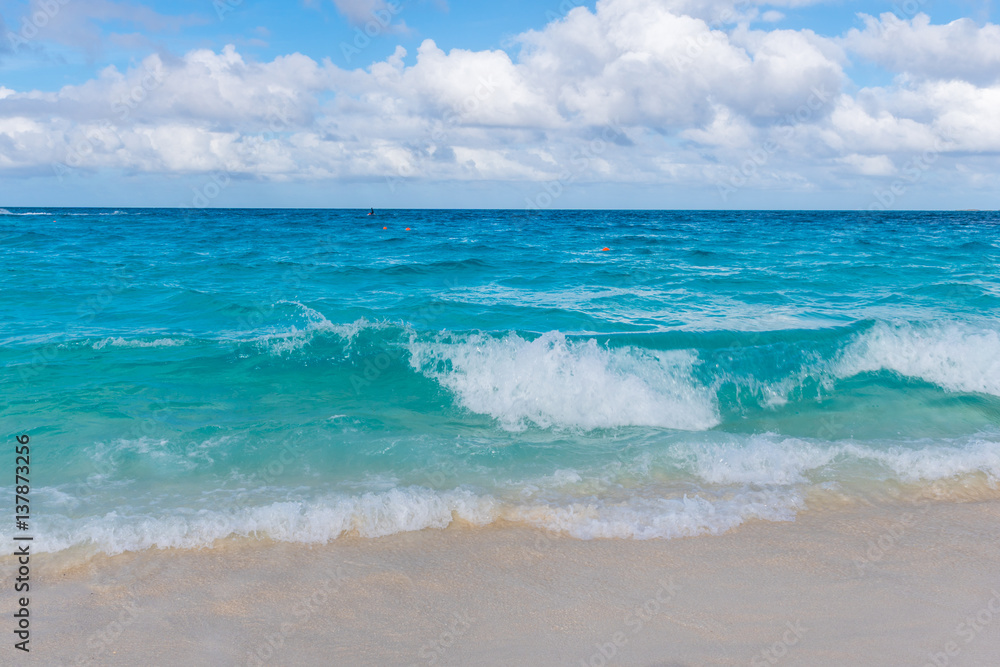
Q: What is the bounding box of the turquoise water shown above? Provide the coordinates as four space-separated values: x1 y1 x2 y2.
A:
3 208 999 554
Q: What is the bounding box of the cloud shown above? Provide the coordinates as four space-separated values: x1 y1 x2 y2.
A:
844 13 1000 85
6 0 202 57
0 0 998 202
515 0 845 129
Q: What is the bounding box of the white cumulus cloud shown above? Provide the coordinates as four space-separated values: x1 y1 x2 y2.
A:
0 0 997 205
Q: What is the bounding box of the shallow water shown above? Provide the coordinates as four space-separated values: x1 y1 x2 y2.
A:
2 208 999 554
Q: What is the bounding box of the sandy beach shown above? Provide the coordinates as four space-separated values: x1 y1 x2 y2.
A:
4 498 998 666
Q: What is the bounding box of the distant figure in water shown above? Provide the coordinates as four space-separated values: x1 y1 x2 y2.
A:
368 208 374 216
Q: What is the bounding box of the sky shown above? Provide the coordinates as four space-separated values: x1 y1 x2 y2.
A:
0 0 998 209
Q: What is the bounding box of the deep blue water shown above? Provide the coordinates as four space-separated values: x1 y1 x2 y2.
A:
2 207 999 554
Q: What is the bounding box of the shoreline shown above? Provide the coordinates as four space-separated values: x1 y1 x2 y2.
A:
5 499 1000 666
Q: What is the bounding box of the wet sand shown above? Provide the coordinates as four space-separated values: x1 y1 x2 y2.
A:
5 499 1000 666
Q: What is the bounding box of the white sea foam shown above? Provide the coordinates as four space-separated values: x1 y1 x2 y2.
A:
90 437 189 472
858 439 1000 483
681 434 1000 486
17 485 806 555
33 486 83 510
409 331 719 431
92 336 187 349
249 301 338 354
833 322 1000 396
26 487 497 555
10 434 1000 556
250 308 394 355
503 489 804 540
682 435 839 486
88 436 234 474
66 210 126 215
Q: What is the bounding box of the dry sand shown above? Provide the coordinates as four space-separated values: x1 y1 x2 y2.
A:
4 499 1000 666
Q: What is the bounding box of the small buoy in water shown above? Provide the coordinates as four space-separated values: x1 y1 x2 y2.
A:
601 247 610 251
405 227 410 231
383 226 387 229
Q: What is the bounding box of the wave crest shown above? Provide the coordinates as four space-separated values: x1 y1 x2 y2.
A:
21 486 805 555
833 322 1000 396
93 337 187 349
409 331 720 431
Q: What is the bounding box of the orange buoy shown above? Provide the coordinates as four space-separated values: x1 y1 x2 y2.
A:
405 227 410 231
601 247 610 251
383 226 387 229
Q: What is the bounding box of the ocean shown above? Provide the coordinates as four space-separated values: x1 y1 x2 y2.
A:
3 208 999 556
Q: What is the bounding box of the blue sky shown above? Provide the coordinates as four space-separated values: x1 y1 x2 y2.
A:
1 0 998 208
